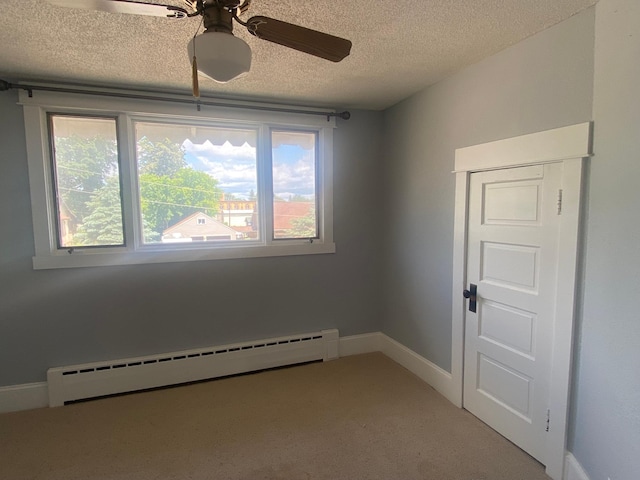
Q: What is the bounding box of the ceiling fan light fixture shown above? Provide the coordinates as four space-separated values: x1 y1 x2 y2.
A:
187 31 252 84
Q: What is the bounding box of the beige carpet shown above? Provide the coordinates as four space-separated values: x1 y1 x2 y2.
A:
0 353 550 479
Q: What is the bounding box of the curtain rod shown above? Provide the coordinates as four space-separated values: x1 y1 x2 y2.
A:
0 79 351 121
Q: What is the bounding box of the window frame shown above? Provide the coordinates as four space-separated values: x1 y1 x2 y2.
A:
48 112 129 250
270 128 321 241
20 90 335 269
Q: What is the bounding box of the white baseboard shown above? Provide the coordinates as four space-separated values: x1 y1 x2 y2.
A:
0 382 48 414
338 332 383 356
378 334 456 404
339 332 456 404
564 453 591 480
4 332 452 414
340 334 592 480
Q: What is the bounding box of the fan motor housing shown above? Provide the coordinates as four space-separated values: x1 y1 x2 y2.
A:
203 3 235 34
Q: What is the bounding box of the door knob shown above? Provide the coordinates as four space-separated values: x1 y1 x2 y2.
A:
463 283 477 313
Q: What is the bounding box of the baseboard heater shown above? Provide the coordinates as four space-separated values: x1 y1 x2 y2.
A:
47 329 339 407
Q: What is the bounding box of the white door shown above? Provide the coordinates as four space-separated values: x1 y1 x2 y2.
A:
463 163 562 463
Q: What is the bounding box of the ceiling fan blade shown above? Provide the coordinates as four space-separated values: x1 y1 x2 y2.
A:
45 0 190 18
246 16 352 63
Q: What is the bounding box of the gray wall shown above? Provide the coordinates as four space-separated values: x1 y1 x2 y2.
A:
3 2 639 478
0 94 385 386
382 0 640 477
381 7 595 370
569 0 640 479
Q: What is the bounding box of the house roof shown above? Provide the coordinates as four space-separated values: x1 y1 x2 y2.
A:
273 202 313 231
162 212 237 238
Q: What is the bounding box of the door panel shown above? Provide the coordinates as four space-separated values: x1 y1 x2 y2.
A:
477 354 532 418
463 163 562 463
481 242 540 290
479 300 536 357
483 182 541 225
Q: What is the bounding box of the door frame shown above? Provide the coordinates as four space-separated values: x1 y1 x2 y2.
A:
450 122 592 480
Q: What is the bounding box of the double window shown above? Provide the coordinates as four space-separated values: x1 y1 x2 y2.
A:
22 91 335 269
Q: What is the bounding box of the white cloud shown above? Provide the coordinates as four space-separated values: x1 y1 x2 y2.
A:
181 139 315 198
273 153 315 196
182 140 257 193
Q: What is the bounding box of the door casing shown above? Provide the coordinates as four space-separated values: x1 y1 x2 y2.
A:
450 122 592 480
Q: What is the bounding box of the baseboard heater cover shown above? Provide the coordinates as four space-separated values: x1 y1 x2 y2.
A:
47 329 339 407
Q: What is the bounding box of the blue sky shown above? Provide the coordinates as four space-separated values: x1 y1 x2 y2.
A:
182 139 315 200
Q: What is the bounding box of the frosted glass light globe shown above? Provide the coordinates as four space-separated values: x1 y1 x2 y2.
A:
187 31 252 83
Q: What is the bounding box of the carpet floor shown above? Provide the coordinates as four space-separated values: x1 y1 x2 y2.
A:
0 353 550 479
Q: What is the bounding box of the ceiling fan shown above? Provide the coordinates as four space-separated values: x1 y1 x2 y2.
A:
45 0 352 93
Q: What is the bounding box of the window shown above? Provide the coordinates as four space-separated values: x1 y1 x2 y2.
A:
134 121 258 245
49 115 124 249
21 90 335 269
272 131 318 240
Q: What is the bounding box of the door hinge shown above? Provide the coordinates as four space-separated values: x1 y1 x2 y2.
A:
546 409 550 432
557 189 563 215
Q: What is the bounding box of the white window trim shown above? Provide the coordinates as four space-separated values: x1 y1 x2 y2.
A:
20 90 336 269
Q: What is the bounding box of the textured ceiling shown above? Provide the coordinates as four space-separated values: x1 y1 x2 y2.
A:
0 0 597 110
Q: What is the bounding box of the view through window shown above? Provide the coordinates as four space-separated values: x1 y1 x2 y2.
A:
48 116 322 250
134 122 259 244
272 130 318 240
50 115 124 248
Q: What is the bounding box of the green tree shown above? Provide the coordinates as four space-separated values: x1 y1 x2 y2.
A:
285 206 317 238
288 194 310 202
139 168 222 235
55 135 118 221
137 137 186 176
56 135 223 244
73 178 124 246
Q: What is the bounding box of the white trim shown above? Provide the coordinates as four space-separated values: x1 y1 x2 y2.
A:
20 90 336 269
339 332 456 403
451 123 591 480
454 122 592 172
32 242 336 270
546 158 585 480
564 453 591 480
338 332 383 357
23 105 56 258
450 171 469 408
319 126 334 244
379 334 456 404
0 382 48 413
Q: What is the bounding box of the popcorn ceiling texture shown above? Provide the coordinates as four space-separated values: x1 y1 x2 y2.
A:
0 0 596 109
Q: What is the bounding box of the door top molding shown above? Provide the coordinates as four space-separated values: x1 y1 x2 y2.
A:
454 122 592 173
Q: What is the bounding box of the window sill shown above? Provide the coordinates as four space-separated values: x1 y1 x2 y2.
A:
32 242 336 270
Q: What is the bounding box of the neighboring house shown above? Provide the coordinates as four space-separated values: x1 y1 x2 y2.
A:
162 212 241 242
273 201 313 237
218 199 256 228
217 200 314 238
57 201 77 246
